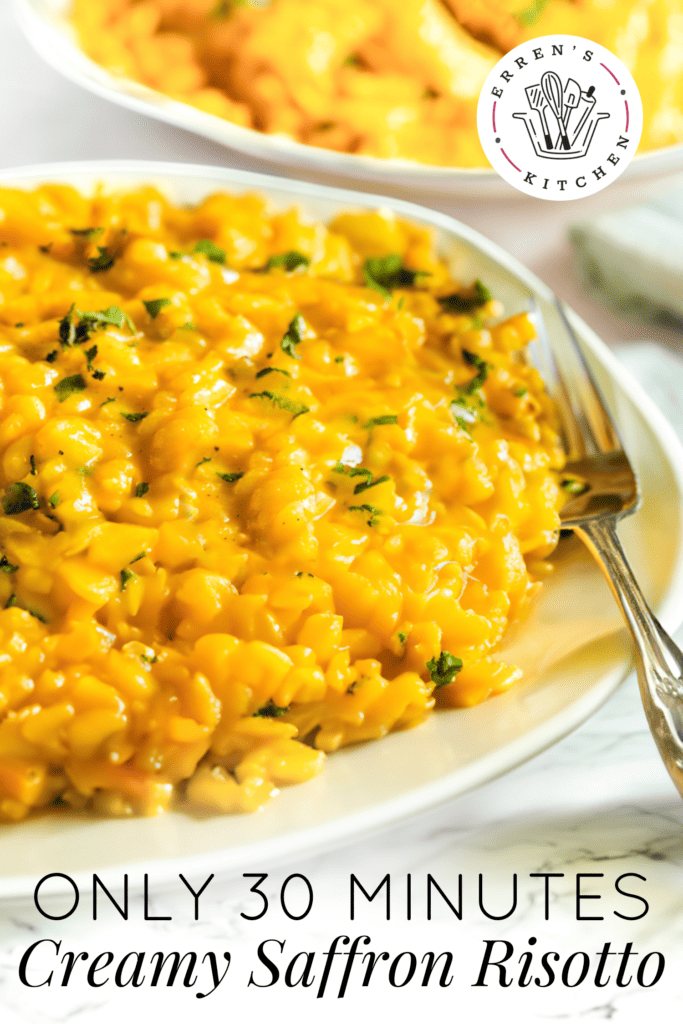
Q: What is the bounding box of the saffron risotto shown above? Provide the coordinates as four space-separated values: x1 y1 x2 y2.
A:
0 184 564 821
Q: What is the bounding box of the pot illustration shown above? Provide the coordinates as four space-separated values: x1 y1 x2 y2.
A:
513 79 610 159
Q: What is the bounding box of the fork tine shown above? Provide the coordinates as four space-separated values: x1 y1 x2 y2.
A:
552 298 623 454
526 296 587 460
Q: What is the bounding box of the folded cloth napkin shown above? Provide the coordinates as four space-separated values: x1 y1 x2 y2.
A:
615 342 683 435
569 183 683 324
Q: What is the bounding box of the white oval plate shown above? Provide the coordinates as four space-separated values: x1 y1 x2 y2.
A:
0 159 682 898
14 0 683 199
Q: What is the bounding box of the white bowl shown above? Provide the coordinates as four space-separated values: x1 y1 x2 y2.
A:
0 159 682 897
14 0 683 199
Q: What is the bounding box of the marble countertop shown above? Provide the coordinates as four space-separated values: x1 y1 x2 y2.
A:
1 7 683 1020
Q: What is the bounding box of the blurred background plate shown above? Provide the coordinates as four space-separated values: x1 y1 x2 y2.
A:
14 0 683 199
0 160 682 896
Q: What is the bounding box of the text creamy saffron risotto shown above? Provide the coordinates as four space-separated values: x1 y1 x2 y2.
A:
0 185 564 820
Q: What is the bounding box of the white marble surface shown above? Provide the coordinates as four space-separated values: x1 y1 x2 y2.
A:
2 6 683 1021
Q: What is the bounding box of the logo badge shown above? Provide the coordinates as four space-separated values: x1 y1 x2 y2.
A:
477 35 643 200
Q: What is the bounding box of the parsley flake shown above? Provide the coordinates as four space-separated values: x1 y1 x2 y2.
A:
135 482 149 498
363 254 429 297
364 414 398 428
253 699 290 718
194 239 226 264
54 374 87 403
120 568 136 591
249 391 309 417
88 247 116 273
71 227 104 241
348 502 382 526
462 350 490 393
514 0 551 26
216 471 244 483
265 251 310 273
48 492 61 508
121 412 148 423
30 455 36 476
426 651 463 688
143 298 172 319
438 280 492 313
2 482 40 515
255 366 291 379
280 314 305 359
562 478 589 496
0 556 18 573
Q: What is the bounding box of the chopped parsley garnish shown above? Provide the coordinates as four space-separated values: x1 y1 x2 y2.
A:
88 247 116 273
135 482 149 497
451 397 479 433
364 414 398 428
562 478 589 496
30 455 36 476
334 356 344 363
348 503 382 526
48 492 61 508
54 374 87 403
100 397 116 407
79 305 135 333
92 370 106 381
514 387 528 397
28 607 48 624
462 350 490 393
211 0 245 16
196 457 212 467
514 0 551 26
265 251 310 273
217 471 244 483
363 254 429 298
84 345 98 371
255 366 291 379
333 463 390 493
45 350 58 363
280 314 305 359
398 631 407 644
181 322 196 330
169 251 183 260
121 412 148 423
426 651 463 688
353 474 389 495
2 482 40 515
253 699 290 718
250 391 309 417
343 52 361 67
59 304 89 347
5 594 17 608
120 568 136 591
0 556 18 573
71 227 104 241
333 463 373 481
143 298 172 319
130 552 146 563
194 239 226 264
438 280 491 313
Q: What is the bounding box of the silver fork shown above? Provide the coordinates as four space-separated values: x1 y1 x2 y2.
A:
530 296 683 798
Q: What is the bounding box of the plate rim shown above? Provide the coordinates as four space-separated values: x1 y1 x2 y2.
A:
13 0 683 193
0 158 682 898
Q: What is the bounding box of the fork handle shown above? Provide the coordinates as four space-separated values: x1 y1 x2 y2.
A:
575 515 683 796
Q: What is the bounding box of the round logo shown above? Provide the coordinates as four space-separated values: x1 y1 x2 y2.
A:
477 35 643 200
